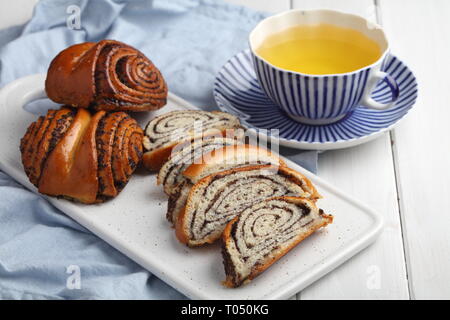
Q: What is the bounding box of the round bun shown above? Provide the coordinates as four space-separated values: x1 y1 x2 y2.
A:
45 40 168 112
20 107 143 203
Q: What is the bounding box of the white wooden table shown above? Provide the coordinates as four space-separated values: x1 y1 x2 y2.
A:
1 0 448 300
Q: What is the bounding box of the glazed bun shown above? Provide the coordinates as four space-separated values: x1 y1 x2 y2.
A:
45 40 167 112
20 107 143 204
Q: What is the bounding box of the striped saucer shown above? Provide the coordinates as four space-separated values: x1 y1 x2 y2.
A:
213 49 418 150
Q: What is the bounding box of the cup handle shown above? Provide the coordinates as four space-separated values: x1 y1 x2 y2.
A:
361 70 400 110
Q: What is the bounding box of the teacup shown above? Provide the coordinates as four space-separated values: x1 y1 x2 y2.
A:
249 9 399 125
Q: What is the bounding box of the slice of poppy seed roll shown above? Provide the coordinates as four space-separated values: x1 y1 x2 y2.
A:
175 165 321 247
142 110 242 171
157 137 240 196
182 144 286 184
166 145 286 224
222 197 333 288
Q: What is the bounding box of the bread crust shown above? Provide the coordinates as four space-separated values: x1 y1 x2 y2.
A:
45 40 167 112
175 165 322 246
21 108 143 204
222 196 333 288
166 144 282 224
143 129 240 172
45 42 97 108
156 137 238 195
175 206 190 244
182 144 285 183
38 108 98 203
142 140 176 171
275 166 322 201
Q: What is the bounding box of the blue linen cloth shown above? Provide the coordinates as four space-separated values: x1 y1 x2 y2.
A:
0 0 318 299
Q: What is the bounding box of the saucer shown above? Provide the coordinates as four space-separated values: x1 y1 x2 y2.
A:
213 49 418 150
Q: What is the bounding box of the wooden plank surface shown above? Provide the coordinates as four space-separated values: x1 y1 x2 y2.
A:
379 0 450 299
290 0 409 299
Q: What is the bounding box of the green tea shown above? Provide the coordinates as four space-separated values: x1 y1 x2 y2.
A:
256 24 382 74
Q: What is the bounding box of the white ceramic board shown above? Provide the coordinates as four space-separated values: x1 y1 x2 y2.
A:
0 74 383 299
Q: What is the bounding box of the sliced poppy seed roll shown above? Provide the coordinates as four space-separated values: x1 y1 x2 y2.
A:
175 165 321 247
157 137 240 196
222 197 333 288
166 144 285 225
142 110 242 171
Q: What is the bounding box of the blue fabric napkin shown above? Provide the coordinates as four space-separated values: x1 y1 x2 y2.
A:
0 0 318 299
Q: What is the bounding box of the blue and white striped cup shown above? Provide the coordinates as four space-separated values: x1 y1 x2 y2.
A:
249 9 399 125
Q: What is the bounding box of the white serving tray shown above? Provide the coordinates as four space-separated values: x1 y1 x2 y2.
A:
0 74 383 300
